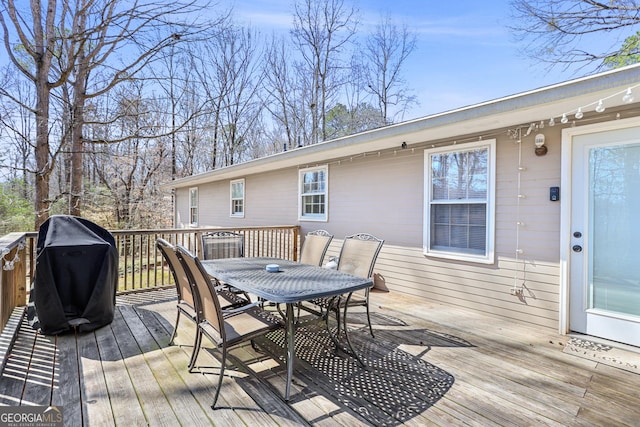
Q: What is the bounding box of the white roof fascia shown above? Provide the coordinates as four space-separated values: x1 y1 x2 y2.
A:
163 64 640 189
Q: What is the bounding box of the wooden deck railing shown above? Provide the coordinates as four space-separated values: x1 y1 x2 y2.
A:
0 233 27 332
0 225 299 331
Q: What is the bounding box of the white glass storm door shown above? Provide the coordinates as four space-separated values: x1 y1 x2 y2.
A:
569 122 640 346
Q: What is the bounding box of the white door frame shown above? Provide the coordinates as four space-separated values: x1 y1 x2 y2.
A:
559 116 640 335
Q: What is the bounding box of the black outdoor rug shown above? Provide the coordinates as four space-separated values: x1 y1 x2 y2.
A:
255 312 470 426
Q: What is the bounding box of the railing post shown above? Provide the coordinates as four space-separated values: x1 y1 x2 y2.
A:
292 226 300 261
14 244 27 307
0 233 28 331
194 230 202 258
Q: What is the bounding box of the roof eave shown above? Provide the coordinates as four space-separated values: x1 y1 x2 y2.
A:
162 64 640 189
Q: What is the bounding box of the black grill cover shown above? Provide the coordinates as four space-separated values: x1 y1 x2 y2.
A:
30 215 118 335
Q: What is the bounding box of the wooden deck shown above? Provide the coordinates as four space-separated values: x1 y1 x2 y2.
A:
0 288 639 426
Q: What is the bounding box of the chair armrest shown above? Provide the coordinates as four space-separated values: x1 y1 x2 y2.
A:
222 301 262 317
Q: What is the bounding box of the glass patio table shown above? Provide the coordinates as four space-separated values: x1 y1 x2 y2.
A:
200 256 373 401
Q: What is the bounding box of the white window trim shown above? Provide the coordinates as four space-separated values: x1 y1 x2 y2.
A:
230 178 245 218
298 165 328 222
189 187 198 227
423 139 496 264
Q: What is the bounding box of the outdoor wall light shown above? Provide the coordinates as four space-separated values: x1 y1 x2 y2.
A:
534 133 547 156
401 141 407 149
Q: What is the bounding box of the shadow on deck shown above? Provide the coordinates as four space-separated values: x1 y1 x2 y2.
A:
0 288 639 426
0 289 470 426
254 313 468 426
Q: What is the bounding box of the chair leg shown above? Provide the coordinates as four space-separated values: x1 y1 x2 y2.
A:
211 348 227 409
341 295 367 367
276 303 286 319
322 297 336 332
169 310 181 345
365 303 374 338
323 303 331 332
189 328 203 372
334 297 343 337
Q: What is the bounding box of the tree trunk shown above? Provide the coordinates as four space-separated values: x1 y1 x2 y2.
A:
34 77 51 229
31 0 57 230
69 107 84 216
70 56 88 217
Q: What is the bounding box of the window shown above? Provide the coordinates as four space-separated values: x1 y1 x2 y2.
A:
189 187 198 226
230 179 245 217
299 166 328 221
424 140 495 263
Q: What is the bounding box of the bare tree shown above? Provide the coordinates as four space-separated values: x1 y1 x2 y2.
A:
192 24 264 168
0 69 35 201
91 83 170 228
362 14 417 124
509 0 640 69
64 1 214 218
217 26 264 166
192 40 229 170
0 0 63 228
262 37 313 147
262 35 298 149
291 0 358 144
0 0 212 227
152 42 207 179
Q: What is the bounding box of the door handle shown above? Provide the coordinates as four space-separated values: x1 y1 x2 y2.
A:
572 245 582 253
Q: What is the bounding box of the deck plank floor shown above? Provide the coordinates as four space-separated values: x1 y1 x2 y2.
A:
0 288 639 426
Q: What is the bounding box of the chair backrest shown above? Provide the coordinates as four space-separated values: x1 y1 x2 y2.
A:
337 233 384 279
299 230 334 266
201 231 244 260
156 238 194 308
175 245 225 343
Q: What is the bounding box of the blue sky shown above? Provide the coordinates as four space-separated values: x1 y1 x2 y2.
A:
229 0 621 120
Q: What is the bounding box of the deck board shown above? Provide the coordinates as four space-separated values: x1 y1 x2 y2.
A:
93 320 148 426
119 304 201 425
110 307 180 426
16 328 54 406
0 288 639 426
76 331 115 426
148 298 307 427
51 334 82 425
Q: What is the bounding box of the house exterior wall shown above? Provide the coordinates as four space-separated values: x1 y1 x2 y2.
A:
176 168 299 227
174 124 567 330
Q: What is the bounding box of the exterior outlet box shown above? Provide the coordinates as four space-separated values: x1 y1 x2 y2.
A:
550 186 560 201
